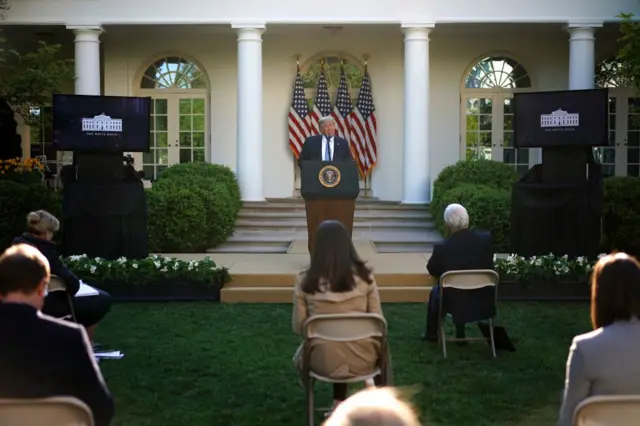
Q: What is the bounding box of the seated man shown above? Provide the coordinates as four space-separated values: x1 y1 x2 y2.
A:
422 203 494 341
0 244 114 426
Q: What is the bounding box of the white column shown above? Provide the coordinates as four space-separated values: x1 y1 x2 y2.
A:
67 26 103 95
401 24 433 204
233 24 265 202
567 23 602 90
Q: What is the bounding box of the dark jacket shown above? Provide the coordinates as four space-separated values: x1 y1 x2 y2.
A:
13 233 80 296
0 302 114 426
298 134 353 165
426 229 494 278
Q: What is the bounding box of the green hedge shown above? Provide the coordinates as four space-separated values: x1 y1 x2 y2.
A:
602 176 640 256
431 160 516 253
0 181 62 251
149 162 242 252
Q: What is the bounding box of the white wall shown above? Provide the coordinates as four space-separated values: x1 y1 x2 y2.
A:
5 0 639 25
101 24 621 200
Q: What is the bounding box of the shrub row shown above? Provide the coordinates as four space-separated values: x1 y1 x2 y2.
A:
0 162 242 254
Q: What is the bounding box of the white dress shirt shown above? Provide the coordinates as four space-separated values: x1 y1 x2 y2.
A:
321 135 335 161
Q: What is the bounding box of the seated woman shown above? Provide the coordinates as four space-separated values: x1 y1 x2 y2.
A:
292 220 392 413
13 210 112 343
558 252 640 426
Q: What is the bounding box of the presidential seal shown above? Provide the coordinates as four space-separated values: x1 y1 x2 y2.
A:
318 165 341 188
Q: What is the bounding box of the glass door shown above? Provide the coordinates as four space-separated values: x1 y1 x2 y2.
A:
462 95 497 161
143 97 169 180
176 96 207 164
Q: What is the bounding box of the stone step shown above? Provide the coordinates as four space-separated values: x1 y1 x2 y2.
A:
243 201 430 213
234 219 434 231
228 272 433 287
238 210 432 221
373 242 436 253
220 286 431 303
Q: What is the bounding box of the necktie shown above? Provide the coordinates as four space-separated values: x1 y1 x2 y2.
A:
325 138 331 161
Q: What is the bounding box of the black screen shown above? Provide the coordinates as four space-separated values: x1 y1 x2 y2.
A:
52 94 151 153
513 89 609 148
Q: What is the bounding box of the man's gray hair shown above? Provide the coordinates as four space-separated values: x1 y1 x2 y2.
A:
443 203 469 231
318 116 335 128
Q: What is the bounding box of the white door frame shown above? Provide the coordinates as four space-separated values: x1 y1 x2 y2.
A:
136 89 209 180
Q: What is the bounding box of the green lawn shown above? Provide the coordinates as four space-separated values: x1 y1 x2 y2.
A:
97 302 589 426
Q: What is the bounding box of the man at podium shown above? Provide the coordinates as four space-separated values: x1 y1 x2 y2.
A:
298 116 353 163
298 116 358 255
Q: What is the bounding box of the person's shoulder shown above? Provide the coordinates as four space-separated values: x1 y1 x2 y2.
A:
36 311 85 339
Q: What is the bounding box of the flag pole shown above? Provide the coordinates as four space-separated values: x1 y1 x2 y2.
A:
362 54 370 197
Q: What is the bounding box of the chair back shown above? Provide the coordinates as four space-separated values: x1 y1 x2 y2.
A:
303 313 387 342
48 275 67 293
0 397 94 426
440 270 499 324
574 395 640 426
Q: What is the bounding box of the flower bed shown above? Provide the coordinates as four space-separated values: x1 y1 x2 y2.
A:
63 255 231 301
0 157 44 183
493 253 600 301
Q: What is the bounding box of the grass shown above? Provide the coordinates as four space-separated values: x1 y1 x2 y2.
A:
97 302 590 426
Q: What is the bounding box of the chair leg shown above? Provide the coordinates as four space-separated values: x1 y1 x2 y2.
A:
439 322 447 358
67 294 77 323
489 318 497 358
306 378 315 426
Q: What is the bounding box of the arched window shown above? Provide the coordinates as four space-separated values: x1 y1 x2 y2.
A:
140 56 207 89
596 57 632 88
465 56 531 89
462 55 532 176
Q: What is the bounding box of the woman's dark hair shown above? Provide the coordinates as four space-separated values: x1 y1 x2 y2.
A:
301 220 373 294
590 252 640 329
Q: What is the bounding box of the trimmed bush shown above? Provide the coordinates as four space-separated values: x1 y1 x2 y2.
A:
0 181 62 251
433 159 518 195
436 184 512 252
149 162 241 251
602 176 640 256
147 188 209 253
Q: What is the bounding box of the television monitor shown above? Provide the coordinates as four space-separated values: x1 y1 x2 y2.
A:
513 89 609 148
52 94 151 153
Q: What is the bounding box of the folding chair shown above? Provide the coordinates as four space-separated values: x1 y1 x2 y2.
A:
438 269 499 358
301 313 389 426
48 275 77 322
573 395 640 426
0 396 94 426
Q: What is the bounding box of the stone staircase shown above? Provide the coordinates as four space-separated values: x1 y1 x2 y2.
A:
207 198 442 254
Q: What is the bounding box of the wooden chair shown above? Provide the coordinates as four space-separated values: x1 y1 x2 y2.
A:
48 275 77 323
0 396 94 426
573 395 640 426
438 269 499 358
301 313 389 426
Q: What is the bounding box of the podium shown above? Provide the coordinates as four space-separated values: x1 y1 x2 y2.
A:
300 161 359 254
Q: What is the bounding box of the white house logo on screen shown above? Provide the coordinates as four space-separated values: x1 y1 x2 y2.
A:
81 113 123 135
540 109 579 129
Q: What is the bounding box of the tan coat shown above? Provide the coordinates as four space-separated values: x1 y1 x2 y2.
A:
292 271 390 382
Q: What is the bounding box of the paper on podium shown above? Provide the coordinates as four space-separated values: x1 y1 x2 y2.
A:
76 281 99 298
95 351 124 360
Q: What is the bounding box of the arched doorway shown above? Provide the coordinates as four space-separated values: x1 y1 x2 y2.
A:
461 55 534 176
295 54 370 194
595 57 638 177
136 55 209 180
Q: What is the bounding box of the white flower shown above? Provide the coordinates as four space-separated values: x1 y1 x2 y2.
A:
154 261 161 269
95 258 103 264
188 264 194 271
90 265 97 274
132 263 139 269
161 267 168 272
173 262 179 271
117 257 127 264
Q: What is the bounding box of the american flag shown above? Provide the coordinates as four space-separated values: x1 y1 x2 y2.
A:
331 65 353 144
308 64 332 134
349 70 377 176
288 66 311 158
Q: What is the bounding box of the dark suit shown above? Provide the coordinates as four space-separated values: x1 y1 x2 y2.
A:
13 233 112 327
298 134 353 165
424 229 494 338
0 302 115 426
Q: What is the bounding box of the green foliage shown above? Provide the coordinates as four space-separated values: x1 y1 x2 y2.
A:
0 181 61 251
0 41 74 125
148 162 241 252
147 189 209 253
436 184 512 252
302 56 364 89
602 177 640 256
430 160 516 252
617 13 640 90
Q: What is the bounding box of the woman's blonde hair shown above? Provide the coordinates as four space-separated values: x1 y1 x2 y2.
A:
26 210 60 236
324 388 421 426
